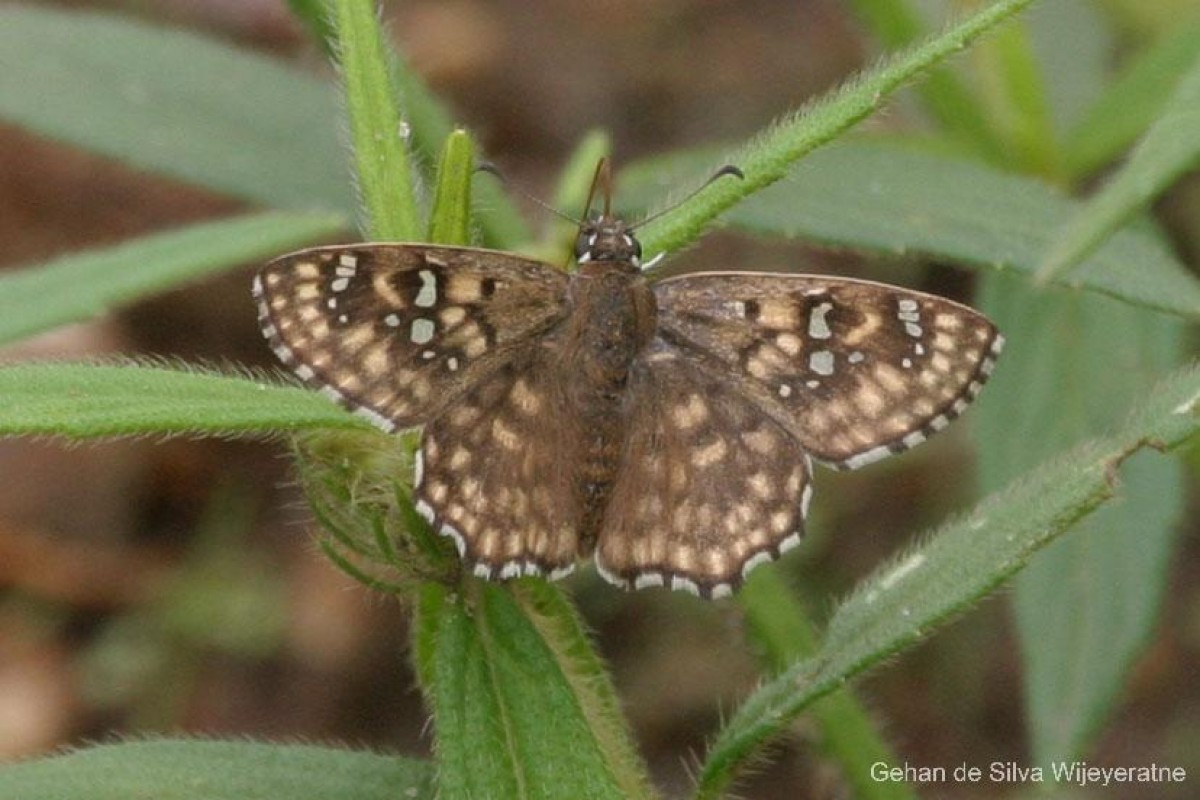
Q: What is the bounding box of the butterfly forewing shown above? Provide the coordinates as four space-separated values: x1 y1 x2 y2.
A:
653 273 1003 470
597 342 812 598
254 244 569 431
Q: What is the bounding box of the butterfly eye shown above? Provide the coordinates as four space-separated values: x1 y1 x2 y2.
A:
574 226 598 261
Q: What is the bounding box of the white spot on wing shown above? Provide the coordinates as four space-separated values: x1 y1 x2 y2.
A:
808 301 833 339
547 564 575 581
410 318 435 344
809 350 835 376
634 573 665 590
352 405 395 432
415 269 437 308
841 444 892 470
670 576 700 596
740 550 774 579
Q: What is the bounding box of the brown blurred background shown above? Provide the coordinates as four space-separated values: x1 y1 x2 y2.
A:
1 2 1197 798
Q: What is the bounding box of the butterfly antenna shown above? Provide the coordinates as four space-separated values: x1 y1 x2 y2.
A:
631 164 744 230
476 161 582 226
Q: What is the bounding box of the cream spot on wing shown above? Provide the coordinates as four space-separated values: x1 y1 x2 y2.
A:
372 272 406 307
360 342 391 378
842 309 882 346
694 439 728 467
776 332 803 355
747 472 773 499
492 417 520 450
511 378 543 415
742 427 776 454
446 275 484 303
935 313 963 331
293 262 320 281
673 394 709 429
853 381 888 416
758 299 796 329
449 447 471 470
342 323 377 351
873 363 908 394
932 332 956 353
439 306 467 327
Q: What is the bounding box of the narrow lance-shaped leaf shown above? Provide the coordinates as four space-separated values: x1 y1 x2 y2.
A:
0 363 371 439
738 569 919 800
329 0 421 240
847 0 1005 161
426 130 476 246
1036 52 1200 282
413 582 657 800
970 13 1062 177
976 275 1186 766
1063 23 1200 179
692 364 1200 799
0 739 434 800
0 211 346 347
0 6 353 213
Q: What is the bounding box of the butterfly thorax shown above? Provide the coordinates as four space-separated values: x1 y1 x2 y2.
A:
561 220 657 547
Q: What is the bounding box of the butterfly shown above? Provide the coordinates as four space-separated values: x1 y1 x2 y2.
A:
254 162 1002 598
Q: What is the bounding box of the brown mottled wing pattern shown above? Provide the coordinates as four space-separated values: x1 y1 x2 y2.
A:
254 244 569 431
414 342 586 581
596 341 812 598
653 272 1003 470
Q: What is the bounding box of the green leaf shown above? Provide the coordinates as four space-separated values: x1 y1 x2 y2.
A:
738 569 918 800
0 738 433 800
427 130 476 246
0 6 353 213
621 140 1200 318
693 362 1200 799
848 0 1005 160
0 363 369 439
975 275 1186 765
414 582 657 800
285 0 338 57
1025 0 1112 144
0 211 345 347
1064 23 1200 178
553 130 613 215
1036 52 1200 282
634 0 1036 257
329 0 421 240
971 13 1062 177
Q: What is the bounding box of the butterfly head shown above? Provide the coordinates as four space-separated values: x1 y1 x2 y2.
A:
574 215 643 269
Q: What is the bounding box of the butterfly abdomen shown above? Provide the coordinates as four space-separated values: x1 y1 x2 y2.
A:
559 263 657 547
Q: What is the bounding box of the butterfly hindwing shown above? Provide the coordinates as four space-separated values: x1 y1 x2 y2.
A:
254 244 570 431
596 341 812 598
414 345 584 581
653 272 1003 470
